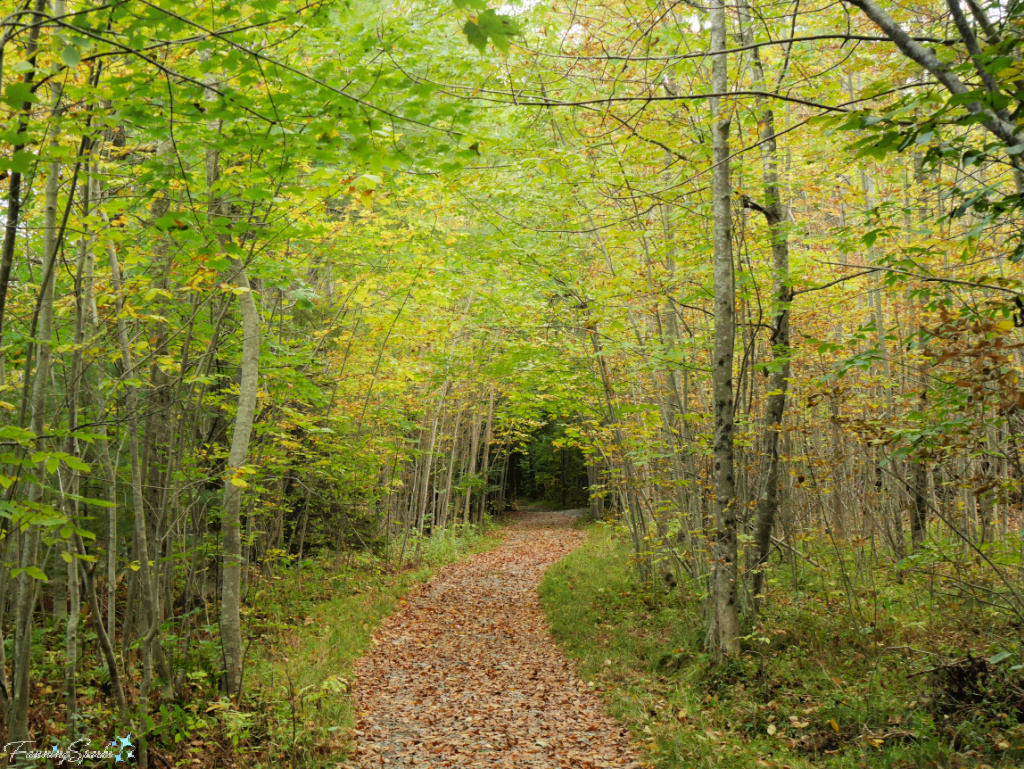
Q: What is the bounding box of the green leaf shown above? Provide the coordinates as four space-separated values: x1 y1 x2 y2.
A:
354 173 382 190
3 81 36 108
8 151 33 175
61 45 81 67
463 19 488 53
462 9 520 55
57 491 114 508
63 455 91 472
25 566 48 582
0 426 33 442
990 651 1012 665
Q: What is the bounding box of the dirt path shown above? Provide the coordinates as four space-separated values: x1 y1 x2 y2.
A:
349 511 646 768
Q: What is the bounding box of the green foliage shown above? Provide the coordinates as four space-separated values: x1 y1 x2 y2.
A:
542 524 1023 768
6 0 1024 760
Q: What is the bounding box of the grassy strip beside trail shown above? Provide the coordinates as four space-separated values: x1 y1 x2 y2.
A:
540 522 1023 769
176 526 506 768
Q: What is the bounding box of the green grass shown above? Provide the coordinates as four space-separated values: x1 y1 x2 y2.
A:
540 522 1024 769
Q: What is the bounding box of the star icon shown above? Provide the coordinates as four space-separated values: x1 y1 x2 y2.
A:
116 734 133 751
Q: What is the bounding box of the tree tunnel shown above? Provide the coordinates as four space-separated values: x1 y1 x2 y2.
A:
499 419 591 510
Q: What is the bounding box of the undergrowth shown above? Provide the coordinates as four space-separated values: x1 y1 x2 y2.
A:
141 522 502 768
539 521 1024 769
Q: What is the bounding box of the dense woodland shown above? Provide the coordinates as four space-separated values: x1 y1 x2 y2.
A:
2 0 1024 765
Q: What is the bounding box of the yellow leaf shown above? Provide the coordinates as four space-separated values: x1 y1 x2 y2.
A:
829 719 839 733
230 477 248 488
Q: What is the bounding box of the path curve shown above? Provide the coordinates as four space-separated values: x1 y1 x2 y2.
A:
349 510 646 768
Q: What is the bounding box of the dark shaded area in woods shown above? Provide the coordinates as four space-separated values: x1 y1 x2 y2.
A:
504 421 590 509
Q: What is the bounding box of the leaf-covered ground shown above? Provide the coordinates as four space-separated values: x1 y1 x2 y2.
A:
349 511 647 768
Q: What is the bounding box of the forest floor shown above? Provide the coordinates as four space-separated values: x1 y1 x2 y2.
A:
346 509 648 768
540 521 1024 769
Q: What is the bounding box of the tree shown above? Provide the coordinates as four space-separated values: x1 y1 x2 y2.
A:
709 0 740 658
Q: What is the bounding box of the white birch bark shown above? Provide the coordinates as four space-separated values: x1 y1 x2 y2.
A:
709 0 740 657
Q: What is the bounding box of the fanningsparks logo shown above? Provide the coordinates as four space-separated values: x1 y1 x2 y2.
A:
4 733 134 764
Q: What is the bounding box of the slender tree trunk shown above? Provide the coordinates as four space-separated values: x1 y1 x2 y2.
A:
60 159 96 735
463 403 481 527
860 171 894 411
106 225 162 709
77 535 128 717
201 61 260 696
709 0 739 657
477 386 495 523
737 0 793 618
438 397 465 532
9 31 65 740
220 261 260 698
63 535 80 733
910 350 930 549
0 0 46 386
416 390 446 549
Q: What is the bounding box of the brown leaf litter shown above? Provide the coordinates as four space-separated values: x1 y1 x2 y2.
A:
349 510 648 768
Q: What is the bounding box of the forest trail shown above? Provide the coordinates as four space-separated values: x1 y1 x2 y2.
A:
348 511 647 768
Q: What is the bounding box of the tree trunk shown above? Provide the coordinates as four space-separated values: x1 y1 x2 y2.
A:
220 261 260 698
63 535 80 734
463 403 481 526
709 0 739 658
0 0 46 386
10 32 65 739
77 535 128 717
106 224 162 708
736 0 793 618
477 386 495 523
